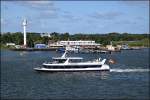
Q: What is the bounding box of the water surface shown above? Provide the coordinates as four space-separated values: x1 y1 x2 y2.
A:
1 48 149 99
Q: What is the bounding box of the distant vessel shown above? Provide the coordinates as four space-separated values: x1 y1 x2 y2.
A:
56 45 79 53
121 44 131 50
66 45 79 53
34 51 110 72
56 48 65 53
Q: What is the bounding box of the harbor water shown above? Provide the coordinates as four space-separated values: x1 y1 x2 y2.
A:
1 48 149 99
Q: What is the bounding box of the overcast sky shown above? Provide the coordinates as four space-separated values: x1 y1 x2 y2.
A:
1 1 149 34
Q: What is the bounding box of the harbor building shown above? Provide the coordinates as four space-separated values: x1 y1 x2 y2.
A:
58 41 100 46
48 40 101 49
6 43 15 46
106 45 121 51
40 33 51 37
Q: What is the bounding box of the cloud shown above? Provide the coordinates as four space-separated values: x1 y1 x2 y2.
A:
136 16 146 20
1 1 9 10
11 1 60 20
0 18 9 26
1 18 5 25
15 1 55 10
2 1 53 9
4 1 82 22
60 11 82 23
89 12 123 20
37 10 59 19
15 1 59 12
115 20 137 25
121 1 149 6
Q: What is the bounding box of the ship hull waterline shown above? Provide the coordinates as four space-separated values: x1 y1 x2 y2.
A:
34 67 110 72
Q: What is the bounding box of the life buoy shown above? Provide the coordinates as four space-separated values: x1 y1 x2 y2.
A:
108 59 116 64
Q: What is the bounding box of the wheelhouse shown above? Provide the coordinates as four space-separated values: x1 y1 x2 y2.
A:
52 57 83 63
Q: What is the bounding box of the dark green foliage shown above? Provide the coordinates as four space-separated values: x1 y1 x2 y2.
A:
0 32 149 47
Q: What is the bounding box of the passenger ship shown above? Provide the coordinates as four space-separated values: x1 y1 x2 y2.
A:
34 51 110 72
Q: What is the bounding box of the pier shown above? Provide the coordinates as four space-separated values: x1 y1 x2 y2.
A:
10 48 57 51
10 47 118 54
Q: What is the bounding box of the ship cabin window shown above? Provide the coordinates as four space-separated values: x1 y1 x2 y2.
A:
69 59 82 63
54 59 66 63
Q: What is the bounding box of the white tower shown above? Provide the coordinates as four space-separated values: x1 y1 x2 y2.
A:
22 19 27 47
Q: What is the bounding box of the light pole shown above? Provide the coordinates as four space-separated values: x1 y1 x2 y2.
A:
22 19 27 48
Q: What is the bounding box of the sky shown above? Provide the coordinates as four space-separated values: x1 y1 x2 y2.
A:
1 1 149 34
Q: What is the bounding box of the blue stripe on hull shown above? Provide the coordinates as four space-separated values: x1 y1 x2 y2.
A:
43 65 102 69
35 69 110 72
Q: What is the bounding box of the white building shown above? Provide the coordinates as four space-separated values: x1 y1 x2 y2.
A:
6 43 15 46
40 33 51 37
58 40 100 46
106 45 116 51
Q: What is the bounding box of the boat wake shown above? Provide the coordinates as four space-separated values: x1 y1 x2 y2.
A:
110 68 150 73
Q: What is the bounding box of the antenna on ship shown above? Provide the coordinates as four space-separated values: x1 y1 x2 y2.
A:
22 18 27 48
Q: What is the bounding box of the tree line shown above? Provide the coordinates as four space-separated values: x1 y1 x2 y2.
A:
0 32 149 47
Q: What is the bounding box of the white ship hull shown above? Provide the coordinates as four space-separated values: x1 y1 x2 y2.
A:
34 64 110 72
34 68 109 72
34 51 110 72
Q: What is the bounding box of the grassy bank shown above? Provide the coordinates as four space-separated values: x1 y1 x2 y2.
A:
112 38 149 47
0 44 16 50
